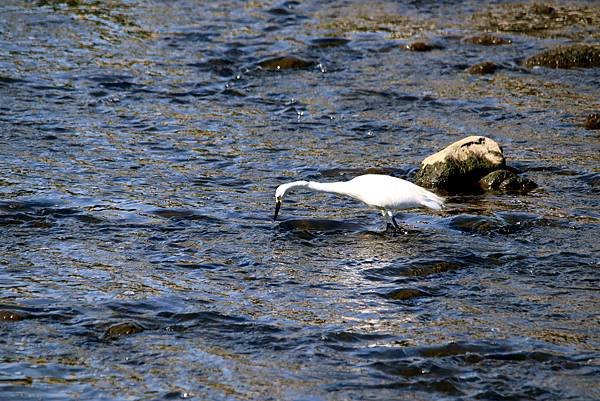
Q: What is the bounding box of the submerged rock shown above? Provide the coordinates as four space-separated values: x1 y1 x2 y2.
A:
258 56 315 70
415 136 505 191
104 321 145 339
530 3 557 15
463 34 512 45
406 41 442 51
310 37 350 48
583 113 600 130
479 169 537 193
384 288 431 300
525 44 600 69
0 310 27 321
467 61 498 75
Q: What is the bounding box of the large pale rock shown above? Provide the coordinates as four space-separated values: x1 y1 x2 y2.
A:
415 136 505 191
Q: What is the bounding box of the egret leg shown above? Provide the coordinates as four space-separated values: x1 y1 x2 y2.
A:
381 210 394 230
386 210 401 230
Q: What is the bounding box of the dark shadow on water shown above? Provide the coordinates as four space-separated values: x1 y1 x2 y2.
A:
277 218 365 233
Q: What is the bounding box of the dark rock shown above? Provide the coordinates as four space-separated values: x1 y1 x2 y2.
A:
258 56 315 70
525 44 600 69
467 61 498 75
449 214 500 234
463 34 512 45
415 136 505 191
583 113 600 130
530 3 557 15
479 170 537 193
406 41 441 52
384 288 431 300
310 37 350 48
0 310 27 321
104 321 144 339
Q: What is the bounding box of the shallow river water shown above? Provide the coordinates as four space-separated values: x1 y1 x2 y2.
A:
1 1 599 400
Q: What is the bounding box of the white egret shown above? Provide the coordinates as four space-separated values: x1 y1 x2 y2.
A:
273 174 444 228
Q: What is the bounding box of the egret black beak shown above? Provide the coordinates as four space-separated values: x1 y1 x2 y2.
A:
273 199 281 221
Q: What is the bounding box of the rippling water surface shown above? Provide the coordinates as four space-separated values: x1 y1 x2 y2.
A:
1 1 599 400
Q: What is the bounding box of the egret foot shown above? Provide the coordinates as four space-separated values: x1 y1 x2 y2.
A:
385 222 407 235
391 215 401 229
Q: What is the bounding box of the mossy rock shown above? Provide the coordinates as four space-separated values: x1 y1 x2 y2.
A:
479 170 538 193
525 44 600 69
415 136 505 191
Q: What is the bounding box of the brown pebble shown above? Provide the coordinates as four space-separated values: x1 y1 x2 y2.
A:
0 310 26 321
258 56 315 70
406 42 440 52
583 113 600 130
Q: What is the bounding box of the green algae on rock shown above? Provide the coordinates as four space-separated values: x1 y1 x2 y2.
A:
525 44 600 69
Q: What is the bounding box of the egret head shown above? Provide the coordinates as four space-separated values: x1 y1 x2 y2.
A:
273 180 308 220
